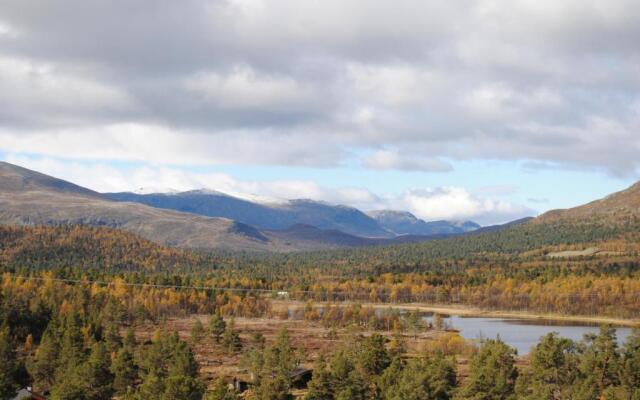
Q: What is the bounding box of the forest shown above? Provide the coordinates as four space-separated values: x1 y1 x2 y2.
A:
1 270 640 399
2 225 640 318
1 224 640 398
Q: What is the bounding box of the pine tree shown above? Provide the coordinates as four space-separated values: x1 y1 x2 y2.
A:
572 325 621 399
515 332 578 400
209 313 226 343
163 374 205 400
620 328 640 399
81 341 114 400
190 319 205 344
135 371 165 399
103 322 122 354
169 339 200 379
133 329 205 400
28 322 60 392
246 329 299 400
328 348 368 400
123 326 137 350
378 357 405 399
0 326 19 399
206 377 239 400
254 373 292 400
163 334 204 400
358 334 390 376
380 353 456 400
49 370 87 400
222 319 242 354
57 313 86 372
111 347 138 396
455 338 518 400
305 356 334 400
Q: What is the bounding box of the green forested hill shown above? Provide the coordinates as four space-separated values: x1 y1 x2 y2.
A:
0 225 217 272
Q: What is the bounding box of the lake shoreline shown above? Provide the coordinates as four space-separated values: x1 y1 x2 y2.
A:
272 300 640 327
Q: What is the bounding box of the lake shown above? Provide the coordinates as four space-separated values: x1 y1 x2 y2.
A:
427 314 634 355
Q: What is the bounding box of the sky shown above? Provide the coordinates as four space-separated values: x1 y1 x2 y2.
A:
0 0 639 225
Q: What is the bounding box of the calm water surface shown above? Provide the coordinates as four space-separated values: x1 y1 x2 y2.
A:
429 315 633 355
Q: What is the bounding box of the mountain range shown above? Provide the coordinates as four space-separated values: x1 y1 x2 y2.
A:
105 191 394 238
0 161 488 251
367 210 480 236
4 161 637 253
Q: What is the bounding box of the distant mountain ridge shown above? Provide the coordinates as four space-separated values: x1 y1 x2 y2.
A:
368 209 480 236
0 161 560 253
0 162 281 251
106 190 474 238
0 161 482 251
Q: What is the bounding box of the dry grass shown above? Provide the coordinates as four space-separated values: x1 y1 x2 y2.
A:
132 314 470 390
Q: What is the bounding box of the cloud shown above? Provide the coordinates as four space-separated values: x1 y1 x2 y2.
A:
184 66 319 112
400 187 533 225
0 0 639 176
0 124 344 167
528 198 550 204
0 56 137 127
363 150 452 172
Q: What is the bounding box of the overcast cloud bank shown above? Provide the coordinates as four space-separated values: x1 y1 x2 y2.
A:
0 0 638 223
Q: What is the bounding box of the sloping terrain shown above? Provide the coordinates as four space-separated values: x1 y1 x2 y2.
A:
0 162 444 251
0 162 280 251
106 191 394 238
266 223 447 250
0 224 214 271
537 182 640 224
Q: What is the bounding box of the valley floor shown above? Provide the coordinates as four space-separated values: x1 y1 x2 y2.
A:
269 300 640 327
131 314 489 395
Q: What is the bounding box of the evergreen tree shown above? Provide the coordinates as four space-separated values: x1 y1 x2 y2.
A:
422 352 457 400
0 326 19 399
111 347 138 396
162 374 205 400
49 372 87 400
206 377 239 400
515 332 578 400
246 329 300 400
305 355 334 400
209 313 226 343
455 338 518 400
135 372 165 399
57 313 86 372
164 334 205 399
28 320 60 392
620 328 640 399
328 348 369 400
103 322 122 354
191 319 205 344
572 325 621 399
358 334 390 376
169 339 200 380
123 326 137 350
380 353 456 400
81 341 114 400
222 319 242 354
254 373 292 400
378 357 405 399
133 329 205 400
